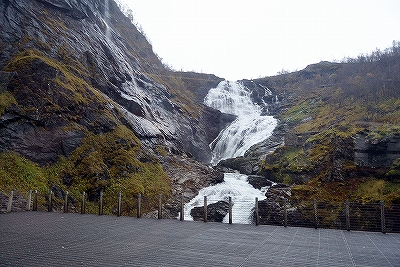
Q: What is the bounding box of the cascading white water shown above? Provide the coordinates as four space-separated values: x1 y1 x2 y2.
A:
182 81 278 224
103 0 111 40
183 173 268 223
204 80 277 165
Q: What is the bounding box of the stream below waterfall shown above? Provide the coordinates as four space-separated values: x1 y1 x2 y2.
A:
184 173 268 223
183 80 278 223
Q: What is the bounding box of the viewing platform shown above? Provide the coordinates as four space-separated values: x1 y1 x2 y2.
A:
1 212 399 266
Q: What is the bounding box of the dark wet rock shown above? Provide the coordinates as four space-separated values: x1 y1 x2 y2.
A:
190 200 230 222
37 0 88 19
1 126 84 166
160 155 224 218
257 184 303 226
355 132 400 169
247 175 274 189
0 71 15 93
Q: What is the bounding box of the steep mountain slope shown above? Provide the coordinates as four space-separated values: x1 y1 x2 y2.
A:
2 0 399 216
222 48 400 204
0 0 226 214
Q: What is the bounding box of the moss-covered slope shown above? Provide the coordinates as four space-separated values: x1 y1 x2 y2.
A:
255 44 400 204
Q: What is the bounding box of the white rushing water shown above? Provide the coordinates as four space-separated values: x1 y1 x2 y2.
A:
204 81 277 165
183 173 268 224
182 81 278 224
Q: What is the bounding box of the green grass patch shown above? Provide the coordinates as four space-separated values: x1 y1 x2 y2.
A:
0 151 48 193
0 91 18 116
367 125 400 141
355 179 400 204
4 49 105 105
283 97 323 126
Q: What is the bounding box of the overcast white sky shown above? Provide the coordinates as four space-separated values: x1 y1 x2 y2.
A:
120 0 400 81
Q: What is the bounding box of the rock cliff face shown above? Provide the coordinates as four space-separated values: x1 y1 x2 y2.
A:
0 0 229 209
355 133 400 169
0 0 227 165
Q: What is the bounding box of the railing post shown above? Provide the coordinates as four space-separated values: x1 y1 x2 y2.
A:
313 198 318 229
64 191 69 213
158 194 162 219
255 197 259 226
283 199 288 227
48 190 52 212
98 190 103 216
26 190 32 211
380 201 386 234
6 190 13 213
33 190 38 211
203 196 208 223
228 196 232 224
345 199 350 231
117 192 122 217
180 195 184 221
81 192 86 214
137 193 142 218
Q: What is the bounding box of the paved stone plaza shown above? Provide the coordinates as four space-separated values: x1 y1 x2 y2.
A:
1 212 399 266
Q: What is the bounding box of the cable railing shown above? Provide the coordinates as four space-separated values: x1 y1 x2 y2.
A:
2 190 399 233
256 198 400 233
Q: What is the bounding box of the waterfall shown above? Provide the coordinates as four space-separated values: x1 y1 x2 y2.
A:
183 173 268 224
103 0 111 40
181 81 278 224
204 81 277 165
